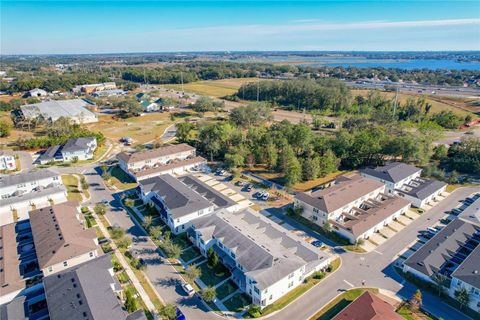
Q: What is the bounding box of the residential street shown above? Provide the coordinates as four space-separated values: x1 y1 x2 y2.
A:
75 156 478 320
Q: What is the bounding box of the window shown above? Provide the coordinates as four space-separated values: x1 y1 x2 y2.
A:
269 295 273 300
288 272 294 279
313 208 319 214
231 252 236 258
312 216 318 221
254 287 260 294
288 281 294 288
63 261 68 267
48 266 53 273
89 252 94 258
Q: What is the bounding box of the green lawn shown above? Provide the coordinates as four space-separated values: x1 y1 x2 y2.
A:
171 234 192 250
180 246 202 264
223 293 252 312
216 280 238 301
61 174 83 202
84 214 97 228
198 262 230 287
310 288 378 320
109 165 138 190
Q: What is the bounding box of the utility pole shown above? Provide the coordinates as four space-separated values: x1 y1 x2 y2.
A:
393 86 399 116
180 71 184 93
143 67 147 84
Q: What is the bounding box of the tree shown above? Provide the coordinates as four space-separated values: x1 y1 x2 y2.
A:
224 152 244 169
431 144 448 160
431 111 463 129
0 121 12 137
248 305 262 318
175 121 196 143
447 137 480 174
284 156 302 188
142 216 153 230
200 286 216 302
229 102 272 128
124 198 135 208
192 96 216 113
185 264 201 282
455 287 471 310
302 157 320 181
323 221 332 232
117 236 132 249
94 203 107 215
124 288 138 312
110 226 125 240
318 149 339 177
265 143 278 170
431 273 447 296
149 226 162 240
409 289 422 310
159 304 177 320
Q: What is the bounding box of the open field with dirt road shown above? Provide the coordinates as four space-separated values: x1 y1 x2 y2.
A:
160 77 259 97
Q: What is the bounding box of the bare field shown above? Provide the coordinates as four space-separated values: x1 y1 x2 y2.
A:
160 77 259 97
352 89 476 118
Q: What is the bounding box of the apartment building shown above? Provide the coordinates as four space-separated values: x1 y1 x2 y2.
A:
29 201 102 276
139 174 237 234
295 174 410 244
403 199 480 313
0 150 16 171
38 137 97 164
189 208 332 307
43 254 147 320
361 162 446 208
117 143 207 181
72 82 117 94
0 169 67 224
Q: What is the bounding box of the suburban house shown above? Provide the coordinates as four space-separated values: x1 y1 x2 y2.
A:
403 198 480 313
26 88 47 97
17 99 98 124
29 201 102 276
295 174 411 244
38 137 97 164
140 100 160 112
117 143 207 181
0 220 41 304
72 82 117 94
135 92 148 101
188 208 333 307
0 150 16 171
139 174 237 234
361 162 447 208
332 291 402 320
0 169 67 225
43 254 147 320
154 98 176 111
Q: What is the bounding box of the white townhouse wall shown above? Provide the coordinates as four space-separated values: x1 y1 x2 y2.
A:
42 250 100 276
189 209 332 308
294 174 386 226
0 151 16 171
361 171 421 193
449 276 480 313
118 144 196 173
396 180 447 208
139 174 215 234
360 162 422 194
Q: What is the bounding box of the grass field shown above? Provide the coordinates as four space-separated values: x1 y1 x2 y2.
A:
61 174 83 202
352 89 475 118
161 77 259 97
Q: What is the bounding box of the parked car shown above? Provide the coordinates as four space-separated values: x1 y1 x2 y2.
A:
311 240 323 247
465 198 475 204
245 184 253 192
451 208 462 215
262 192 269 201
181 283 195 296
176 307 186 320
427 227 438 234
224 175 234 182
255 191 264 198
235 180 244 187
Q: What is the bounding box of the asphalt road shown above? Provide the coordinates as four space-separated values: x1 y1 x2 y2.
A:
73 162 477 320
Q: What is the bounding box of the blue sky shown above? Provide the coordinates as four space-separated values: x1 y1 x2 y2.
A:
1 1 479 54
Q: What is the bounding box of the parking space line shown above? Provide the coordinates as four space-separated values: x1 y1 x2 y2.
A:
343 280 354 288
373 250 383 255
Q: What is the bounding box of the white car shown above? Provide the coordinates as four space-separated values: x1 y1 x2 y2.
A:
181 283 195 296
262 192 269 201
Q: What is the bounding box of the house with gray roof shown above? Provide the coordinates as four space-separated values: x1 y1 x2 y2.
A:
189 208 332 307
19 99 98 124
0 149 16 171
43 254 147 320
361 162 446 208
403 201 480 313
37 137 97 164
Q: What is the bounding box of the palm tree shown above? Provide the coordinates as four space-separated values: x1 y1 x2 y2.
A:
142 216 153 230
455 287 471 310
431 273 447 296
185 264 201 282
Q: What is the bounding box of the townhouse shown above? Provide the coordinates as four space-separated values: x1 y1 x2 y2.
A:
0 169 67 225
117 143 207 181
295 174 411 244
38 137 97 164
29 201 102 276
403 198 480 313
332 291 402 320
361 162 447 208
43 255 147 320
189 208 333 307
0 150 16 171
138 174 237 234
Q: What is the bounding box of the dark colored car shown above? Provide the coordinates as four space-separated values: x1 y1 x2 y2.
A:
245 184 253 192
311 240 323 247
176 307 186 320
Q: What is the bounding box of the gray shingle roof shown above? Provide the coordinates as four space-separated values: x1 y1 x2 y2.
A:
179 175 236 209
361 162 421 183
403 218 480 279
140 174 212 219
0 169 59 189
451 246 480 289
397 179 447 200
192 209 332 290
62 137 96 153
0 296 27 320
459 197 480 227
43 255 139 320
